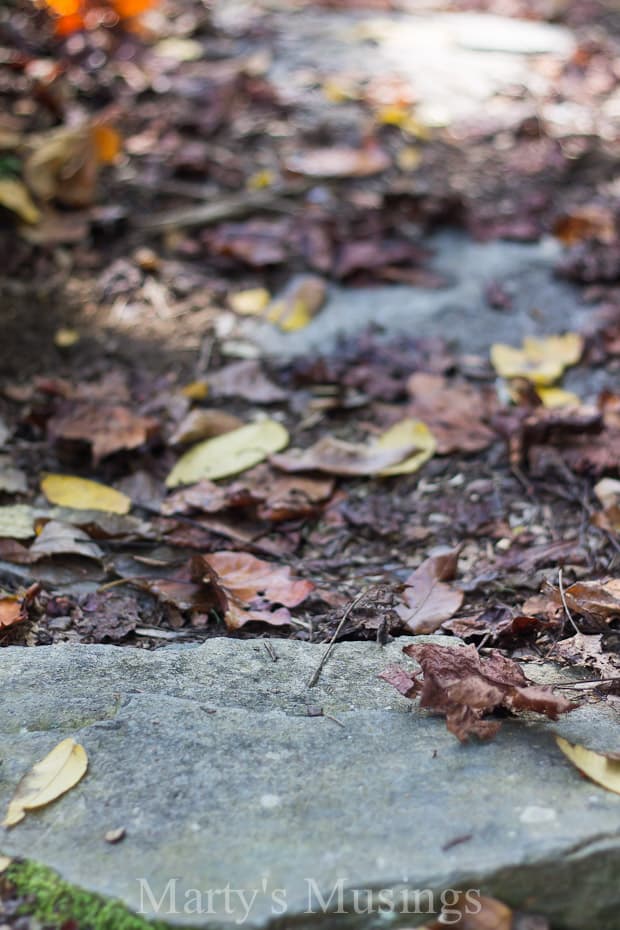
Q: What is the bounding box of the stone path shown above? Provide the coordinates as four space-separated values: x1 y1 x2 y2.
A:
2 637 620 929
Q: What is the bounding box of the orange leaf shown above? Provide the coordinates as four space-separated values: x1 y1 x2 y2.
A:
91 125 121 164
112 0 155 18
54 12 85 35
44 0 81 15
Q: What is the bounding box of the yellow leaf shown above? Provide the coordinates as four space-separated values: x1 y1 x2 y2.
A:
41 474 131 515
376 419 436 476
53 327 80 348
2 738 88 828
491 333 583 386
396 145 422 171
229 288 271 316
0 855 12 873
556 736 620 796
247 169 275 190
181 380 209 401
166 419 289 487
0 179 40 224
266 275 327 332
536 386 581 408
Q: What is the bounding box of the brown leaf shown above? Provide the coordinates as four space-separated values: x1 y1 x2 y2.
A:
196 551 314 630
382 643 574 741
554 632 620 680
562 578 620 621
285 143 390 178
271 435 416 476
395 550 463 634
29 522 103 561
406 373 497 454
48 402 158 463
207 361 286 404
0 584 39 629
422 892 516 930
169 408 243 446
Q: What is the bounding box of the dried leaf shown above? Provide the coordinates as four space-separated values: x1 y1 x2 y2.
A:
0 584 39 630
29 521 103 561
166 420 289 487
3 738 88 828
207 361 286 404
406 373 496 454
395 550 463 633
375 418 436 475
41 474 131 515
229 288 271 315
421 892 514 930
382 643 574 741
48 402 158 463
266 275 327 332
169 408 243 446
270 424 422 477
556 737 620 796
285 143 390 178
0 178 40 224
490 333 583 386
197 550 314 630
562 579 620 621
0 505 35 540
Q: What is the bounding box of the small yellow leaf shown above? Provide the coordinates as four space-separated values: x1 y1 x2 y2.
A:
247 169 275 190
536 386 581 408
229 288 271 316
491 333 583 386
376 419 436 476
556 736 620 796
41 474 131 515
0 178 41 225
166 419 289 487
3 738 88 828
53 327 80 348
181 380 209 401
0 855 12 873
396 145 422 171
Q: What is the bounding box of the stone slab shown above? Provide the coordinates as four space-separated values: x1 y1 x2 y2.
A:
1 638 620 929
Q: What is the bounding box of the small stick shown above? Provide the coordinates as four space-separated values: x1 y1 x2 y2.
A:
558 568 580 635
307 587 374 688
554 676 620 689
263 641 278 662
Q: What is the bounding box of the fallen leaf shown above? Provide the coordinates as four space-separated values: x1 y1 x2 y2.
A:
0 584 39 629
229 287 271 315
169 408 243 446
266 275 327 331
29 521 103 561
375 418 436 475
553 206 616 246
166 419 289 486
104 827 126 844
48 402 158 463
490 333 583 386
285 143 390 178
554 632 620 680
560 578 620 621
270 425 422 477
406 373 496 454
0 505 35 540
0 178 40 224
536 386 581 408
197 551 314 630
41 474 131 515
207 361 286 404
381 643 574 741
54 327 80 348
3 738 88 828
395 550 463 633
422 893 517 929
556 737 620 796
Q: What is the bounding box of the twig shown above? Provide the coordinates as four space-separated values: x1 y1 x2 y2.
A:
307 587 376 688
135 185 309 232
558 568 580 635
263 641 278 662
554 676 620 689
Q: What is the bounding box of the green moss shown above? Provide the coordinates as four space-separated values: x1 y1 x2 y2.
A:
4 857 174 930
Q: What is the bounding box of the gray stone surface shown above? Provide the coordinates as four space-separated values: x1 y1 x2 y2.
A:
2 637 620 929
243 234 599 381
